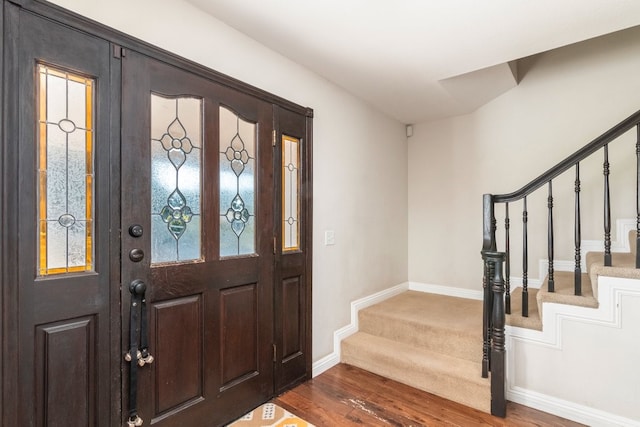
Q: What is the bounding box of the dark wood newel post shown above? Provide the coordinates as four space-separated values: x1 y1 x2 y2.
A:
481 194 496 379
486 251 506 418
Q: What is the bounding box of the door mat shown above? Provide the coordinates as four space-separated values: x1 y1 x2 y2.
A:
226 402 315 427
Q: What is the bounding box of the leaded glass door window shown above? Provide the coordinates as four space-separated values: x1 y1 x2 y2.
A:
37 64 95 275
282 135 300 252
219 106 256 257
150 94 202 263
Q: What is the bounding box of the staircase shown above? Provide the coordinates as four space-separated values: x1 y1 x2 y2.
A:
340 291 490 413
340 229 639 417
343 109 640 420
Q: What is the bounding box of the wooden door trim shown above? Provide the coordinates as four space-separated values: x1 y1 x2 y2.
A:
303 114 313 378
108 42 124 423
1 4 17 425
11 0 312 119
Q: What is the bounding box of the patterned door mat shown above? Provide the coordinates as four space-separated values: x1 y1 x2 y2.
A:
226 403 315 427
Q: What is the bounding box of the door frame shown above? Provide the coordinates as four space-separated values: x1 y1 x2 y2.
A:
1 0 313 425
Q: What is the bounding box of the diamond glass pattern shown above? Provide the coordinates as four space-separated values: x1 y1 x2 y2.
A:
219 106 256 257
151 94 202 263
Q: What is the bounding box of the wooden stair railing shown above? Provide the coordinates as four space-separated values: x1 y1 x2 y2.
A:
480 109 640 418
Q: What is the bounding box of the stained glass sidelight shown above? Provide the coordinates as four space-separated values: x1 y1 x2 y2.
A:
151 94 202 263
37 64 95 276
219 106 256 257
282 135 300 251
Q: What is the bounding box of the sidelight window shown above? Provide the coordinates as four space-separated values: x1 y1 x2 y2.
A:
37 64 95 276
282 135 300 252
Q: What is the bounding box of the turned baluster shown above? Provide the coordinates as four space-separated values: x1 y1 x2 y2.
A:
604 145 612 266
505 203 511 314
547 181 555 293
575 163 582 296
636 125 640 268
522 197 528 317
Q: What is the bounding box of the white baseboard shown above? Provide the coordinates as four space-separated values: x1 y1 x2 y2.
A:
311 282 409 377
408 281 483 300
507 386 640 427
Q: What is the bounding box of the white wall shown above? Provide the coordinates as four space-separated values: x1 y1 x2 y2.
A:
409 26 640 290
508 276 640 426
48 0 408 361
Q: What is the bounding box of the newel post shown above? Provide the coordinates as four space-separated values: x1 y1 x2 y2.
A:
486 251 507 418
481 195 496 379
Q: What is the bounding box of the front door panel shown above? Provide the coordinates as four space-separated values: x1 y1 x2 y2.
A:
11 9 113 426
121 51 274 426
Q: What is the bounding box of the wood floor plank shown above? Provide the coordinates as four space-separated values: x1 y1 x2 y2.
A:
273 364 586 427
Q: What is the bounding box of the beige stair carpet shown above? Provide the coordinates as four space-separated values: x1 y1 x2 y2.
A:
506 287 542 331
341 291 490 414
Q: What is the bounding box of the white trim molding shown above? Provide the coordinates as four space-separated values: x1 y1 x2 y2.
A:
507 386 640 427
311 282 409 377
408 281 483 300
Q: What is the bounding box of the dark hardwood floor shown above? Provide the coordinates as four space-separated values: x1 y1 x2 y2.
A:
272 364 585 426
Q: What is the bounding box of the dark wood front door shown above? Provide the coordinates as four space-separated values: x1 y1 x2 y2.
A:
3 3 311 426
121 51 275 426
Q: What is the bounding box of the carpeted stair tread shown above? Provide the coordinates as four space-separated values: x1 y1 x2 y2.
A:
506 287 542 330
586 251 640 298
341 331 490 413
358 291 482 362
538 271 598 313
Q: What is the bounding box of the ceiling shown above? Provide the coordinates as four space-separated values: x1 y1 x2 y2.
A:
187 0 640 124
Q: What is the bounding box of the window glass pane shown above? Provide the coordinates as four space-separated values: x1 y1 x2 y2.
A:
150 94 202 264
37 64 95 276
282 135 300 251
219 106 256 257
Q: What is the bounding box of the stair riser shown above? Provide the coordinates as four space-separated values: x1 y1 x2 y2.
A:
359 311 482 362
342 338 490 413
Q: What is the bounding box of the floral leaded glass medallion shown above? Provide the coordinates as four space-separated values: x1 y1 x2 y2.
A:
151 94 202 263
37 64 95 276
219 106 256 257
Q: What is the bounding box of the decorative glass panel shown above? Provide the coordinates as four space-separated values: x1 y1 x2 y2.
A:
282 135 300 251
151 94 202 263
219 106 256 257
37 64 95 276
